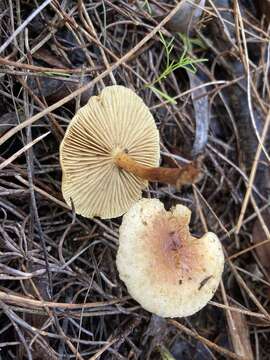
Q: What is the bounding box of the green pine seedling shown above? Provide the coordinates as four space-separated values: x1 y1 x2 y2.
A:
146 32 207 104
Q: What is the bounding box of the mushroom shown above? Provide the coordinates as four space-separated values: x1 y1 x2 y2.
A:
60 85 201 219
116 198 224 318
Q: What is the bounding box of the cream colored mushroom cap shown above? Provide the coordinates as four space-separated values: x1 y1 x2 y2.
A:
116 198 224 318
60 85 160 219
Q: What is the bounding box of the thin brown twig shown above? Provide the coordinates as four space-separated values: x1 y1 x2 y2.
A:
169 319 246 360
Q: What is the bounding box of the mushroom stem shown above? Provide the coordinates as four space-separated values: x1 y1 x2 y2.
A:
114 152 202 187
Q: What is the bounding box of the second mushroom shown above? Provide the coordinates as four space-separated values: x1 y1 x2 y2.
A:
117 198 224 318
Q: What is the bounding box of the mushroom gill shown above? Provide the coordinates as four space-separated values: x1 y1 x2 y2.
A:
60 85 202 220
60 85 160 219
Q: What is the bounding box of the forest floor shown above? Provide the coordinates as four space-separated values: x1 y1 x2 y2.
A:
0 1 270 359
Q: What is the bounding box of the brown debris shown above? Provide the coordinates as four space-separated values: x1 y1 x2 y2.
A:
0 0 269 359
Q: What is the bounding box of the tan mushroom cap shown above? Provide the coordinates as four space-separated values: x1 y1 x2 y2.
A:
116 198 224 318
60 85 160 219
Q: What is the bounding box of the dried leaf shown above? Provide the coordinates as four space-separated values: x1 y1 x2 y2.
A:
0 112 23 136
33 48 68 68
188 72 209 156
252 211 270 277
165 0 206 33
27 47 92 105
144 315 168 345
228 310 254 360
258 0 270 21
27 72 92 105
137 0 205 33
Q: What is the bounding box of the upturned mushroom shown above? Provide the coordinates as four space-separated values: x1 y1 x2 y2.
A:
116 198 224 318
60 85 201 219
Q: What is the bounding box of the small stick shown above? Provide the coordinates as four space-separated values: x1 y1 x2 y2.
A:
0 131 50 170
0 0 53 54
169 320 246 360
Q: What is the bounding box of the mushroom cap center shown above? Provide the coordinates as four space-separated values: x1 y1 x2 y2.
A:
143 214 204 284
111 146 126 160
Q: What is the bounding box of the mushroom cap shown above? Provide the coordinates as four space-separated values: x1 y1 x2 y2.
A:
116 198 224 318
60 85 160 219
